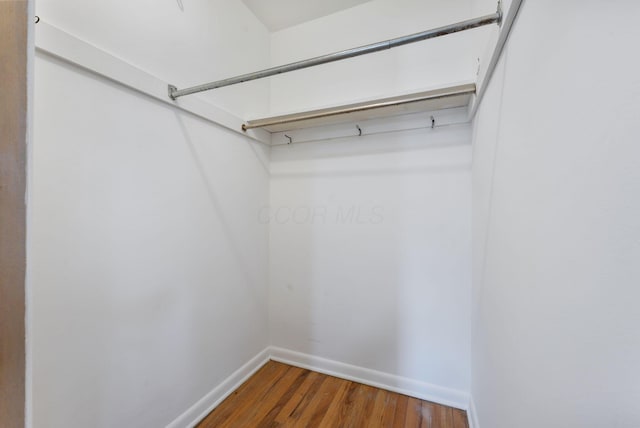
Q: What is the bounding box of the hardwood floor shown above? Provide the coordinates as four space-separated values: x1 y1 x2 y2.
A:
197 361 468 427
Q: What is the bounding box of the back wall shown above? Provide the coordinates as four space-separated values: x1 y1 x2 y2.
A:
268 123 472 404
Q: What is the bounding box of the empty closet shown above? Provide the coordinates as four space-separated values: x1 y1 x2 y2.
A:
12 0 640 427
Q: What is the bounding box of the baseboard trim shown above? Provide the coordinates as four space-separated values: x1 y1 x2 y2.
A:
269 346 469 411
167 346 471 427
468 396 480 428
166 348 270 428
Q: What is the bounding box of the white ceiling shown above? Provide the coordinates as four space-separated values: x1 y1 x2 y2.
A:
242 0 374 32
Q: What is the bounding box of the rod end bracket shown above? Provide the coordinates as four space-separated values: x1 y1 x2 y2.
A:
168 84 178 100
496 1 503 26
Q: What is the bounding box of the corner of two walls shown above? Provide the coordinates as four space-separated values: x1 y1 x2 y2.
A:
29 0 487 426
30 1 271 426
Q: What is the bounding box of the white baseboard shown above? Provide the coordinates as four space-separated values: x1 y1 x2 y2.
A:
468 396 480 428
269 346 469 411
166 348 270 428
167 346 471 427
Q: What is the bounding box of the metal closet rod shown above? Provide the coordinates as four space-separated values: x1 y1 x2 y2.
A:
168 5 502 100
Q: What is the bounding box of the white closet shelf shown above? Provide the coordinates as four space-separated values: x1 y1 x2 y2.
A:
243 83 476 133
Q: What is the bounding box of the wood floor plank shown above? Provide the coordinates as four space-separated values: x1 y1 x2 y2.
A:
197 362 288 428
421 401 453 428
253 368 311 427
365 388 387 427
452 408 469 428
293 375 347 427
360 386 379 425
219 366 305 428
380 391 399 426
420 401 434 428
405 397 424 427
273 370 321 424
286 371 326 424
315 378 352 427
392 393 409 427
434 404 454 428
332 381 361 426
341 384 377 426
197 361 464 428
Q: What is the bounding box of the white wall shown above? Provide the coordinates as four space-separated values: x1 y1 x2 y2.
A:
265 0 481 403
268 124 472 399
30 1 271 427
34 0 271 118
471 1 640 427
269 0 491 115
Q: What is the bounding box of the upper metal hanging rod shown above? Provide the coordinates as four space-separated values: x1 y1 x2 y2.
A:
168 6 502 100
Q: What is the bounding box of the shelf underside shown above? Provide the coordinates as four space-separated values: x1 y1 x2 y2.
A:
244 83 476 133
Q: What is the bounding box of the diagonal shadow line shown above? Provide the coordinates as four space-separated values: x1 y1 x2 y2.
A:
173 112 267 304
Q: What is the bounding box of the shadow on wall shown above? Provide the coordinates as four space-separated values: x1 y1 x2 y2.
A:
267 125 472 392
33 50 274 427
173 111 268 292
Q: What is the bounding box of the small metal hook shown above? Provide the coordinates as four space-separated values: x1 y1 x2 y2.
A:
35 16 40 24
430 116 435 129
356 125 362 136
284 134 292 144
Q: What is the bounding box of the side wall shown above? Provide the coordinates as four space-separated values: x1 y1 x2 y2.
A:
268 125 473 405
471 1 640 427
29 1 271 427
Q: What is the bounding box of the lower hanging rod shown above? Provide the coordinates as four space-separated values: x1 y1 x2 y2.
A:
168 6 502 100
